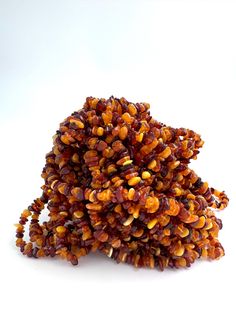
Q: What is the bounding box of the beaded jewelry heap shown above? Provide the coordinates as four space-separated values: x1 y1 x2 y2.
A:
15 97 228 270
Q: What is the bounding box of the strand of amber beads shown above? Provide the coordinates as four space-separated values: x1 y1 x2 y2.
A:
15 96 229 270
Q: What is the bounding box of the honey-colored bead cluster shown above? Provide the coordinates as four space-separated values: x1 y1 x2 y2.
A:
15 96 229 270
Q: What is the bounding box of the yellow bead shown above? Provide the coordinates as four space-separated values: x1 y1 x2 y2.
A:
174 246 185 257
148 160 157 169
158 147 171 159
128 177 141 186
60 134 70 145
123 160 133 166
122 112 133 124
97 189 112 202
128 103 137 116
205 219 213 230
123 215 134 226
21 209 31 218
147 218 158 229
102 112 112 125
175 257 187 267
56 226 67 234
174 187 182 196
133 207 140 219
128 188 135 200
86 203 102 211
70 118 84 129
136 132 144 142
168 160 180 170
89 191 96 202
73 211 84 219
97 127 104 136
119 126 128 140
141 171 151 179
192 216 206 229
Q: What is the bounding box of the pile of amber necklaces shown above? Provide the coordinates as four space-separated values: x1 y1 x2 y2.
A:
15 97 229 270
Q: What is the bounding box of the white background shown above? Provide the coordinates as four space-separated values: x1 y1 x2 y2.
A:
0 0 236 313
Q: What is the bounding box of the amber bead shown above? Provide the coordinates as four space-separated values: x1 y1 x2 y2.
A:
145 196 160 213
128 177 141 186
141 171 151 180
119 126 128 140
